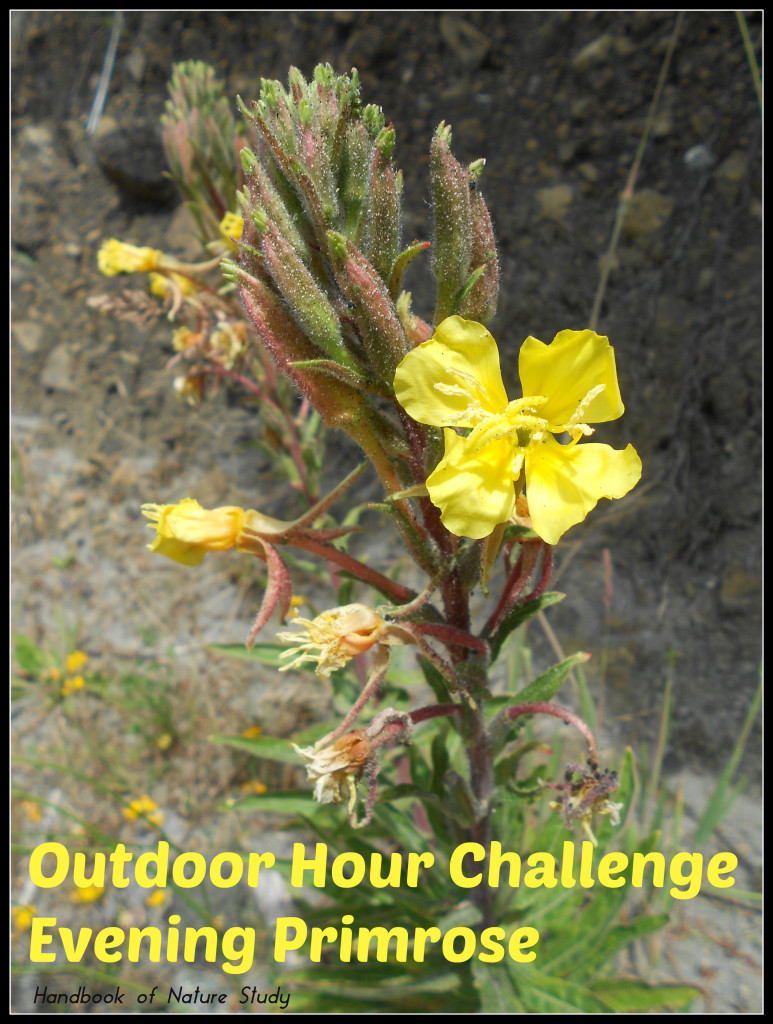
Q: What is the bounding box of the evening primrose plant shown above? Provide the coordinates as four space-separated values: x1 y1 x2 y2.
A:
116 63 695 1011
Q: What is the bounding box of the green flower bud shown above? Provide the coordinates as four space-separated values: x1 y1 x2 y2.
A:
262 223 358 372
240 147 258 173
430 122 473 323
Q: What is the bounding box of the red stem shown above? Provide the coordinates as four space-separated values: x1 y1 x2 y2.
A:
505 702 598 763
292 536 415 605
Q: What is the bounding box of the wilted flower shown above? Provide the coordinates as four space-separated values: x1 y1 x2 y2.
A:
277 603 412 678
142 498 244 565
550 763 622 847
293 731 371 813
394 316 641 544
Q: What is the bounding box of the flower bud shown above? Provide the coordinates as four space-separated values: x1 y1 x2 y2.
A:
365 127 401 284
339 122 372 244
328 233 410 385
430 123 473 323
457 184 499 324
260 221 359 372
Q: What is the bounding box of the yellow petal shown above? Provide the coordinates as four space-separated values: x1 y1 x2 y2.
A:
524 435 642 545
147 534 207 566
394 316 509 427
427 428 516 539
519 329 624 425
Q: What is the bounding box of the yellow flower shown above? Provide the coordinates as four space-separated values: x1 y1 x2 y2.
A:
123 795 164 827
21 800 42 823
219 212 244 250
61 675 85 697
241 725 263 739
145 889 166 908
141 498 246 566
66 650 88 674
12 904 37 932
149 271 199 299
277 604 411 678
70 884 105 904
394 316 642 544
98 239 165 277
240 779 268 795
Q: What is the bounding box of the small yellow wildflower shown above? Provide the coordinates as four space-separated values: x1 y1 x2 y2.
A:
70 884 105 904
394 316 642 544
21 800 43 823
66 650 88 674
241 725 263 739
240 779 268 795
156 733 173 751
218 212 244 251
277 604 412 678
122 795 164 827
61 675 85 697
149 271 199 299
98 239 165 277
145 890 167 908
12 904 37 932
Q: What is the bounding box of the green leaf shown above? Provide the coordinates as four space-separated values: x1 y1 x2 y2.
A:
589 978 699 1011
210 733 299 765
388 240 431 300
222 790 324 817
490 592 565 662
209 642 286 665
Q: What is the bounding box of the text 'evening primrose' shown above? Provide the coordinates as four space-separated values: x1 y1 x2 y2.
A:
393 316 642 544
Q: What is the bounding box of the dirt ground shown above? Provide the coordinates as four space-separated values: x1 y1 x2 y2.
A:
12 11 761 1012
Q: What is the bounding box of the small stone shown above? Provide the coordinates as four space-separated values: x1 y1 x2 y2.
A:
697 267 713 291
439 15 490 68
12 319 45 354
40 343 78 392
573 34 614 71
651 109 673 138
536 184 574 224
716 150 747 184
578 162 599 183
622 190 674 240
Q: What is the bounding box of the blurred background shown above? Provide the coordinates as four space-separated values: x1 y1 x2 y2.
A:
12 11 761 1011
